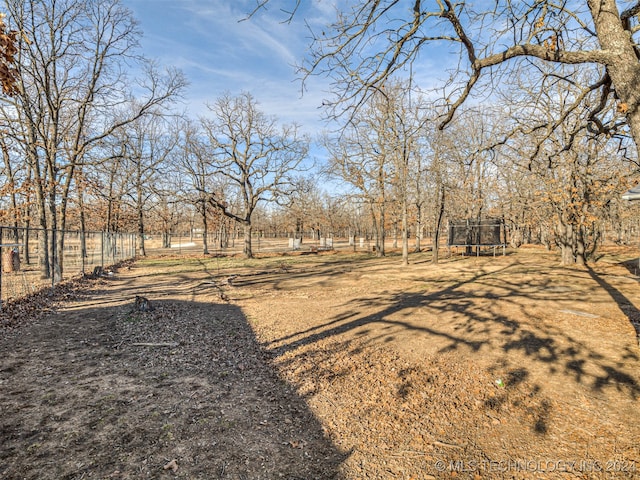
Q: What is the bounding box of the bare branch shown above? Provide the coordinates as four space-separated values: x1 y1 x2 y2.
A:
621 1 640 22
242 0 301 24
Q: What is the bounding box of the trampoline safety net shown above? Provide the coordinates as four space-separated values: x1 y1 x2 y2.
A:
448 218 504 246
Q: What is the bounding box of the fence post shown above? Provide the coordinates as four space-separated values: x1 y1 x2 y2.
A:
0 226 140 306
51 228 56 289
81 229 85 275
0 226 3 307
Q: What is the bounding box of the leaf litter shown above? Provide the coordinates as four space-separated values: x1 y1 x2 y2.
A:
1 250 639 479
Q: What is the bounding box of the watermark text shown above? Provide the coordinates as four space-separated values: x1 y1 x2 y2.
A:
434 459 636 474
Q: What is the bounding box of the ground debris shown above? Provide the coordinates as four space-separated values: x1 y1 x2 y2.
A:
2 249 640 480
0 269 345 479
163 458 178 472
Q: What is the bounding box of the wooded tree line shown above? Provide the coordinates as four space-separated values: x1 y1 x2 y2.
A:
0 0 639 275
0 0 186 280
256 0 640 265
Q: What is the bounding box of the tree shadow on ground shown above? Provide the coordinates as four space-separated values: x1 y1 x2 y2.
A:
265 258 640 409
587 265 640 345
0 297 346 479
620 257 640 277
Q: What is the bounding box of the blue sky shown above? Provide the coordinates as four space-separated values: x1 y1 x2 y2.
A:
123 0 336 136
120 0 457 190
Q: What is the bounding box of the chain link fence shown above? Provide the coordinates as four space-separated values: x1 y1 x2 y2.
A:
0 226 136 304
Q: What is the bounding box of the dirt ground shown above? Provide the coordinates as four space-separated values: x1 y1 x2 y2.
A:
1 246 639 479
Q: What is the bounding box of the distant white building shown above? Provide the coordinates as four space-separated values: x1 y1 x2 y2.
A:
622 184 640 201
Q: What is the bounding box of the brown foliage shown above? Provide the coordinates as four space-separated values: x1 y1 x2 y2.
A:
0 13 19 96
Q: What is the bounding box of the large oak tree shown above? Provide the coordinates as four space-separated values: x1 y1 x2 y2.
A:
257 1 640 159
200 92 309 258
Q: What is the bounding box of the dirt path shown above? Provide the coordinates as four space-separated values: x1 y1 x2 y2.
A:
0 264 344 479
1 248 639 479
234 249 640 479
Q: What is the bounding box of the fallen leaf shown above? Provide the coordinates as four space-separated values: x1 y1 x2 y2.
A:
163 459 178 472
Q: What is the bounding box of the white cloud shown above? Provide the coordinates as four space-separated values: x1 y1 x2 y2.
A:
126 0 338 143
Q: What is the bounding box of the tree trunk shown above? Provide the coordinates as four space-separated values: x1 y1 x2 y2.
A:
201 203 209 255
31 159 50 279
243 221 253 258
106 162 118 232
414 203 422 252
370 208 378 254
135 174 146 256
219 221 229 249
137 208 146 257
377 202 385 256
432 187 446 265
575 233 586 265
78 189 87 268
136 197 146 256
48 189 62 283
588 0 640 158
22 217 30 265
401 199 409 266
392 221 398 249
557 219 575 265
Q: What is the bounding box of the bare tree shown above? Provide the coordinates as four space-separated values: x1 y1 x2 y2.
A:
409 126 431 253
378 83 426 265
324 98 391 256
0 0 185 279
257 1 640 159
175 118 234 255
176 120 210 254
98 140 129 233
285 176 319 243
200 92 309 258
116 111 179 256
427 130 449 265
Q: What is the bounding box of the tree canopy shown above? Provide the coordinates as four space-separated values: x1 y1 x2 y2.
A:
260 1 640 160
